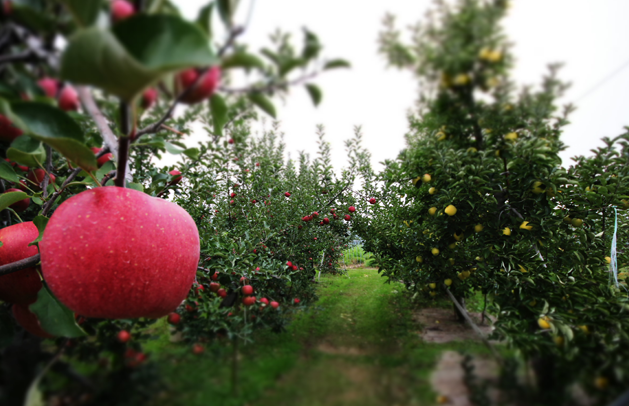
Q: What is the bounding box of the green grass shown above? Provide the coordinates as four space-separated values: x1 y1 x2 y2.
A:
148 269 492 406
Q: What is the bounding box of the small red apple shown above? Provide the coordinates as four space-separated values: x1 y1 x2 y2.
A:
27 169 56 189
285 192 291 197
217 288 227 298
141 88 158 109
344 215 351 221
230 192 236 198
195 285 205 295
230 200 235 205
228 138 234 144
176 67 221 104
0 114 23 142
91 147 113 167
270 301 279 309
242 285 253 295
369 198 376 204
37 77 59 98
169 170 182 184
192 343 205 354
211 272 219 281
243 296 256 306
4 188 30 212
294 298 300 304
58 86 79 111
260 298 269 306
111 0 135 22
209 282 220 292
167 312 181 325
348 206 356 213
117 330 131 343
40 187 200 319
0 222 42 305
12 304 54 338
323 218 330 224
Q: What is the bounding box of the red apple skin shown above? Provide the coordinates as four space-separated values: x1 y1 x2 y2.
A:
176 67 221 104
58 86 79 111
117 330 131 343
192 343 204 354
242 285 253 295
37 77 59 98
243 296 256 306
0 222 42 305
12 304 54 338
344 215 351 221
369 198 376 204
27 169 56 189
141 88 158 109
260 298 269 306
0 114 23 142
91 147 113 167
40 186 200 319
348 206 356 213
169 170 182 184
111 0 135 22
217 288 227 298
209 282 220 292
5 188 30 212
270 301 279 309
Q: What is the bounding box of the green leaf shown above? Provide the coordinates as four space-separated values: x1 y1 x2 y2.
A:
60 15 217 101
11 2 55 33
248 93 276 118
324 59 351 70
279 58 305 77
216 0 240 27
0 191 29 212
196 2 214 39
0 159 19 183
183 148 200 160
164 141 184 155
127 182 144 192
302 29 321 60
29 284 87 338
7 135 46 167
28 216 49 247
10 102 98 171
305 84 322 107
59 0 102 27
221 52 265 70
209 94 228 136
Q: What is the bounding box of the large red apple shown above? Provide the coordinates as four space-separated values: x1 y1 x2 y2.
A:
0 114 23 142
12 304 54 338
4 188 30 212
40 186 200 319
176 67 221 104
0 222 42 305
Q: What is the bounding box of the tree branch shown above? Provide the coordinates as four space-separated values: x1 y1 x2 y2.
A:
42 145 53 198
41 167 82 216
0 254 40 277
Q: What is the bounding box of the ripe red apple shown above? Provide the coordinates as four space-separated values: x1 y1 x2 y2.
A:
323 218 330 224
192 343 204 354
4 188 30 212
141 88 158 109
0 222 42 305
230 200 235 205
12 304 54 338
211 272 219 281
344 215 351 221
117 330 131 343
195 285 205 295
228 138 234 144
270 301 279 309
176 67 221 104
217 288 227 298
27 169 56 189
294 298 300 304
260 298 269 306
209 282 220 292
167 312 181 325
57 86 79 111
348 206 356 213
40 187 200 319
242 285 253 295
0 114 23 142
242 296 256 306
111 0 135 22
292 265 298 271
284 192 291 197
91 147 113 167
169 170 182 184
37 77 59 98
369 198 376 204
230 192 236 198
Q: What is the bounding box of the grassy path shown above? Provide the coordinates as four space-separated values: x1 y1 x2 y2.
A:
151 269 489 406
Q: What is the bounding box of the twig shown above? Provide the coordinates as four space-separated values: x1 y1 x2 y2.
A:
0 254 40 277
77 87 119 161
218 26 245 57
115 102 131 188
42 145 53 198
41 167 82 216
219 71 319 95
161 124 184 135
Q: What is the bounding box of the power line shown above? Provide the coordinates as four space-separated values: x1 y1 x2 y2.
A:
575 55 629 102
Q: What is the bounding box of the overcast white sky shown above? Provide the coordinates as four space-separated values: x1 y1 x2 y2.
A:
170 1 629 171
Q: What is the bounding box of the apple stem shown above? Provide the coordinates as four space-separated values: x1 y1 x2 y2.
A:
115 102 131 188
